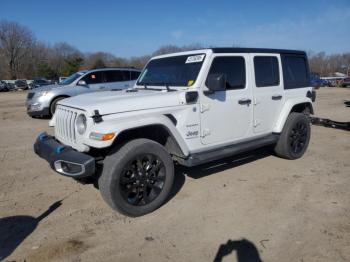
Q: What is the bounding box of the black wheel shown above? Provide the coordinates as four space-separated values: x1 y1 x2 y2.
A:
50 97 66 115
98 139 174 217
274 113 311 159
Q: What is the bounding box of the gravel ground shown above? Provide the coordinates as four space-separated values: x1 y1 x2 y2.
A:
0 88 349 262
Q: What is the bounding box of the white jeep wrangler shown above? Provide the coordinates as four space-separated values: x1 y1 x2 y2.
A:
34 48 316 216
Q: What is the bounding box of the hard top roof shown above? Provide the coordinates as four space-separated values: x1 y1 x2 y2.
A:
211 47 306 55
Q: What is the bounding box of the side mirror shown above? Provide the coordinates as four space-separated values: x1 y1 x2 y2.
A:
77 80 88 86
206 74 226 92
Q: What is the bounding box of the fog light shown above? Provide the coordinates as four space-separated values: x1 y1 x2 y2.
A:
30 103 42 111
54 160 84 175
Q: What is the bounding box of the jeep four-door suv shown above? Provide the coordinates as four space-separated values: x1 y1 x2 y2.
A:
34 48 315 216
26 67 141 117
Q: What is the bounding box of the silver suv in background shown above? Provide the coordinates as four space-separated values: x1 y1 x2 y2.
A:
26 67 141 117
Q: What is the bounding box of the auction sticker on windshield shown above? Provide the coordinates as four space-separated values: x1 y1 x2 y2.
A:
185 54 205 63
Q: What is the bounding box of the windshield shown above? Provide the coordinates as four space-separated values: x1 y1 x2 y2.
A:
137 54 205 87
59 72 85 85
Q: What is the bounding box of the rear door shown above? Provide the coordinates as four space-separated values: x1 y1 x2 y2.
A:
252 54 284 134
104 70 132 89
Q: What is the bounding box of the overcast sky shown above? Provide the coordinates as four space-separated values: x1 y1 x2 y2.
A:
1 0 349 57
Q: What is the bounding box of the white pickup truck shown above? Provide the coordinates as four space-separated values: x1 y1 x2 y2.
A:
34 48 316 216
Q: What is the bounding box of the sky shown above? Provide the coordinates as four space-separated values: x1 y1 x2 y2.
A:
1 0 349 57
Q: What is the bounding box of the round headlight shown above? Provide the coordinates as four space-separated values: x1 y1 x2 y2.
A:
76 114 87 135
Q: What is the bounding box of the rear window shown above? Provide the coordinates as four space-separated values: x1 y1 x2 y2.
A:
282 55 310 89
254 56 280 87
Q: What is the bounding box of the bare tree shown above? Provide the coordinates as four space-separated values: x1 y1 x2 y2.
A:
0 20 35 79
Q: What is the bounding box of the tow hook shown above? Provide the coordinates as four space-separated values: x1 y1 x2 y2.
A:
310 117 350 131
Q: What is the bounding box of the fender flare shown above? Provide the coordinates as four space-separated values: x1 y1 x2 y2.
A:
88 114 190 156
273 98 313 133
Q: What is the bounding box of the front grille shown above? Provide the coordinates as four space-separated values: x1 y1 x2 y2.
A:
55 105 79 145
27 92 35 99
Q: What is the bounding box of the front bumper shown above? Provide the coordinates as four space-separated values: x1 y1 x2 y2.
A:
26 94 51 116
34 132 95 178
27 106 50 117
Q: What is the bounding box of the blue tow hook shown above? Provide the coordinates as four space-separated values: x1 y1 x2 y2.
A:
56 146 65 154
39 132 47 141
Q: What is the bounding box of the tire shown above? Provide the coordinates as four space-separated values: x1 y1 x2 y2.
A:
274 112 311 160
50 97 66 115
98 139 174 217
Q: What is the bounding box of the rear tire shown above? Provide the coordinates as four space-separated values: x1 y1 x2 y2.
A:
98 139 174 217
274 113 311 160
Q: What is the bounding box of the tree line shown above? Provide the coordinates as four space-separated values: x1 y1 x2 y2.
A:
0 20 349 80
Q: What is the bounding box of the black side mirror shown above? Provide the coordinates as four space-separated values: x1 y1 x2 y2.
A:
206 74 226 92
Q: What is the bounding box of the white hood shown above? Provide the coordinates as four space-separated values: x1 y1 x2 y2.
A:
58 89 186 116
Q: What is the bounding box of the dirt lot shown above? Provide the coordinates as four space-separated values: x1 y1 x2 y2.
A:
0 88 349 262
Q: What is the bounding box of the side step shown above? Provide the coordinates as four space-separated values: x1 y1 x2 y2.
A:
176 134 279 167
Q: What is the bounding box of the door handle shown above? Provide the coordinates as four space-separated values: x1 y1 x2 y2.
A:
124 84 129 87
272 95 282 100
238 98 252 105
99 86 106 89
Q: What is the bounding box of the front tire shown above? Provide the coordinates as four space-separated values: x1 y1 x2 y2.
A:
98 139 174 217
274 113 311 159
50 97 66 116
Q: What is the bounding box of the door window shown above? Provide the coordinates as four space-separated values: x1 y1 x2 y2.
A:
104 70 130 82
207 57 246 90
131 71 141 80
282 55 310 89
82 72 103 84
254 56 280 87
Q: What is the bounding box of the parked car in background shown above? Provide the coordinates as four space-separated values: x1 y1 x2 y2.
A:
341 77 350 87
0 80 9 92
30 78 51 89
310 74 322 89
14 79 28 90
26 67 141 117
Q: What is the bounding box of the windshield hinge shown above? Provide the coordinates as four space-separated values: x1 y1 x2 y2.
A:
92 110 103 123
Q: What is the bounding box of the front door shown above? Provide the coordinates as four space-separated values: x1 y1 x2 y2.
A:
82 71 105 92
200 54 253 145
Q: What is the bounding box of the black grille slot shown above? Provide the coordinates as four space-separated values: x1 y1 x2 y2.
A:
27 92 35 99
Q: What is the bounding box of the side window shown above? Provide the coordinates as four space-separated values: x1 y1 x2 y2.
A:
131 71 141 80
254 56 280 87
207 56 246 90
104 70 129 82
82 72 103 84
282 55 310 89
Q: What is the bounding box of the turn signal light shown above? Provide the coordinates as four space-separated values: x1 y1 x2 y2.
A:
102 133 115 141
90 132 115 141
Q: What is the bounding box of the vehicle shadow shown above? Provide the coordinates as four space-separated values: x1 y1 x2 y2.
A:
0 200 62 260
166 147 273 203
176 146 273 180
214 238 263 262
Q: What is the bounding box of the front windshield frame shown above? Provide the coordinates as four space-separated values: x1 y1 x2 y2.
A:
58 72 85 85
137 53 206 87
